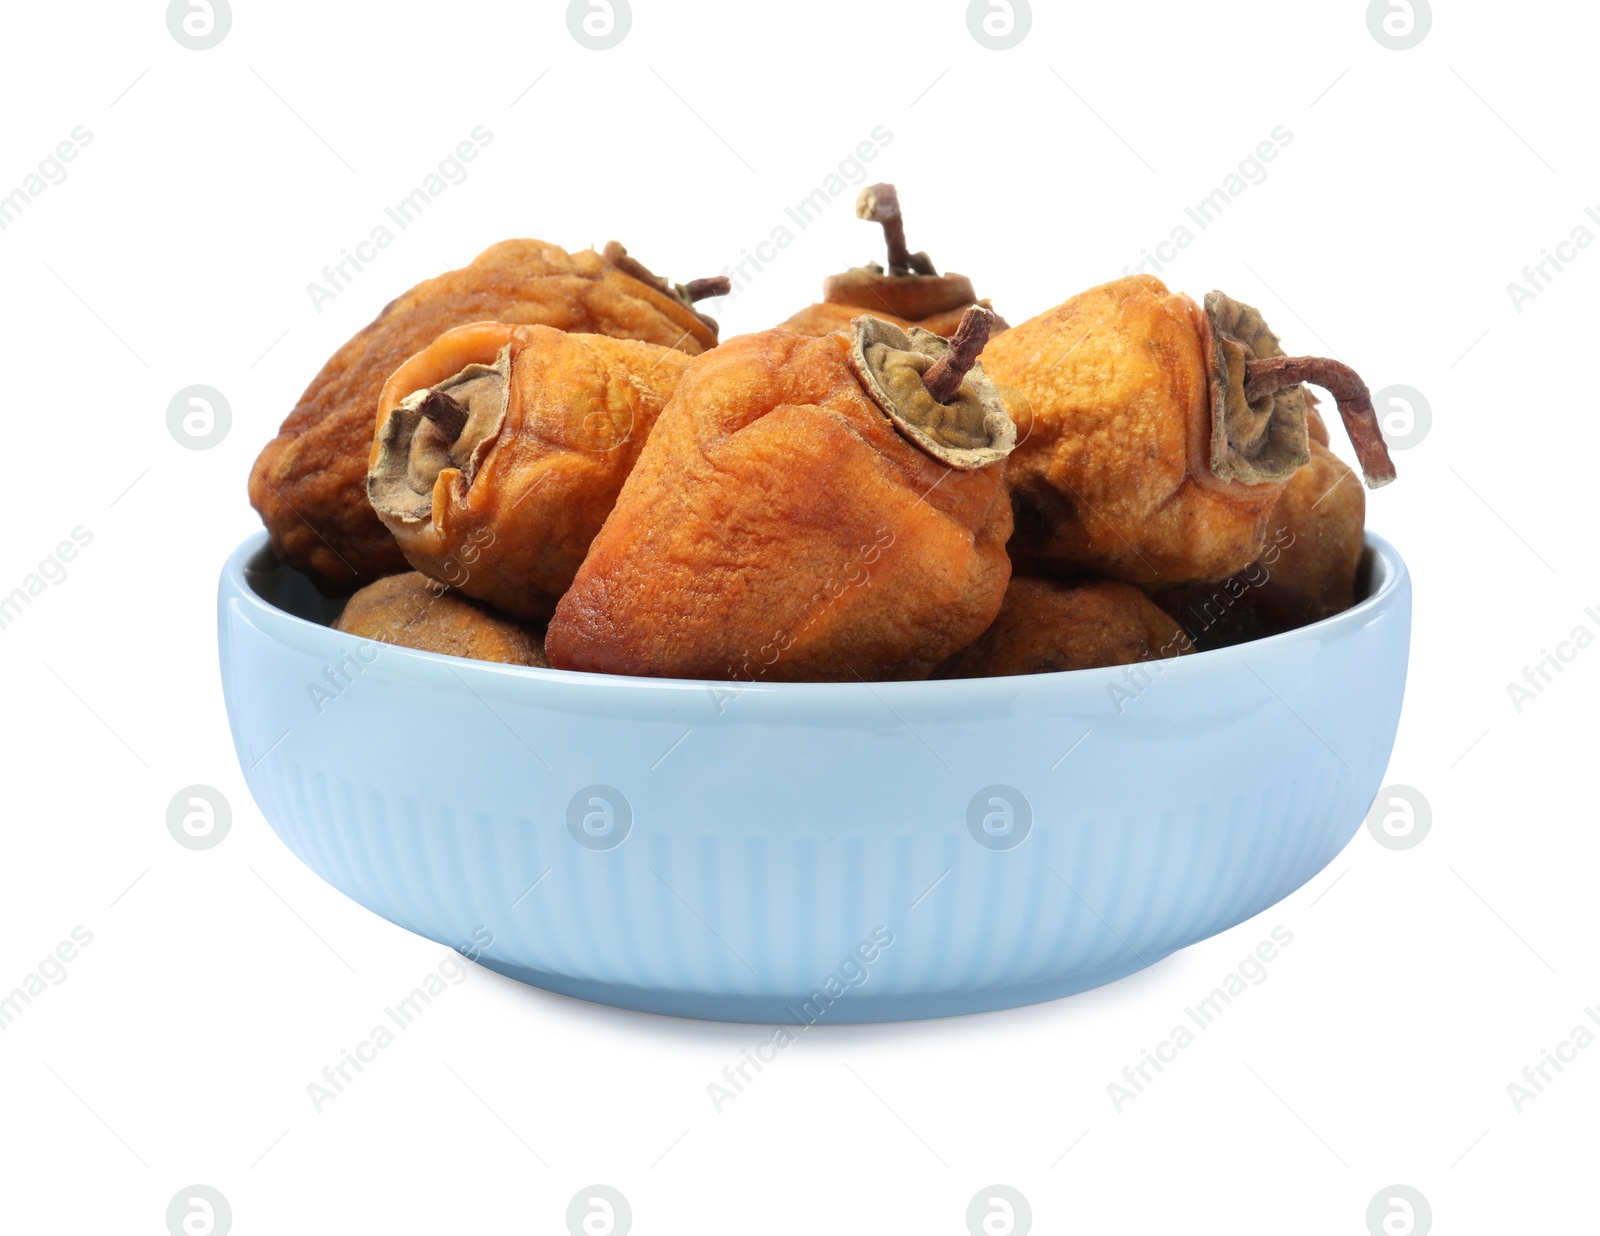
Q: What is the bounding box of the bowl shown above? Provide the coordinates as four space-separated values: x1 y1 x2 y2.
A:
218 531 1410 1023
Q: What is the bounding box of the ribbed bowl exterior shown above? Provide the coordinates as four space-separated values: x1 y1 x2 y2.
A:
219 532 1411 1023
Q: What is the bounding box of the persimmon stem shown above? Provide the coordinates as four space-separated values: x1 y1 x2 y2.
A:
683 276 731 301
603 240 724 310
417 390 468 443
923 305 994 403
1243 355 1397 488
856 182 937 277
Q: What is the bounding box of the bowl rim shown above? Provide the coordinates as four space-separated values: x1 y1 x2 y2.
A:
221 529 1409 697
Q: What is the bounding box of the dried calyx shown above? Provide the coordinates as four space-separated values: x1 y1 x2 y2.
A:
367 348 510 523
849 307 1014 470
1203 291 1396 490
602 241 728 328
822 183 978 322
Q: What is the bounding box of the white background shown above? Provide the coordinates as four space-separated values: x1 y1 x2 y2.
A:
1 1 1595 1232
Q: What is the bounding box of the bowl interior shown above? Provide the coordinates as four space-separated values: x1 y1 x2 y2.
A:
239 536 1400 679
244 544 350 626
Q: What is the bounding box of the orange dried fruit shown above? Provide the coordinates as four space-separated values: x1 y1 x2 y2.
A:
546 308 1016 680
981 275 1394 587
937 577 1193 678
1154 414 1367 647
333 571 547 666
250 238 723 591
366 321 690 621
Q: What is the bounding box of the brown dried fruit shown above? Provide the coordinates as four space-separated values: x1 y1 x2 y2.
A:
366 321 690 621
937 578 1193 678
600 240 729 333
778 300 918 337
333 571 547 666
249 238 721 592
777 298 1010 340
1259 437 1366 619
981 275 1394 587
545 318 1016 681
1152 428 1367 647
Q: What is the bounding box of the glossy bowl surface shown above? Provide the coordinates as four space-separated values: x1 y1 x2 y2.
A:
218 532 1410 1022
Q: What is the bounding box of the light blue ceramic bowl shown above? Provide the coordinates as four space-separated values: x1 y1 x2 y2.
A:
218 531 1410 1023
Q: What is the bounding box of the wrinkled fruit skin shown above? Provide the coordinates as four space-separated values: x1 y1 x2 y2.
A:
779 299 1008 340
780 302 916 337
546 329 1014 681
333 571 547 666
249 239 717 592
936 577 1192 678
1260 437 1365 620
981 275 1284 587
1153 428 1366 649
371 323 690 622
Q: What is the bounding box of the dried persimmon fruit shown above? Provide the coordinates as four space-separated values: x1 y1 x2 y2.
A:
781 183 1008 338
1259 431 1366 621
545 308 1016 681
249 238 724 592
1154 424 1367 648
333 572 547 666
778 300 917 337
777 297 1007 340
366 322 690 621
936 577 1193 678
981 275 1394 587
